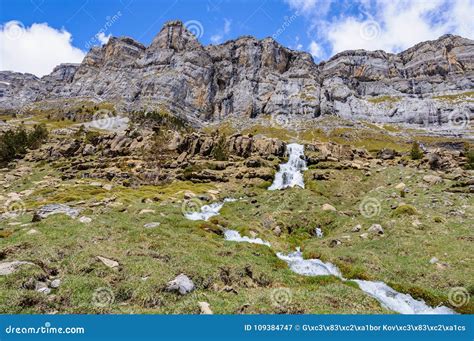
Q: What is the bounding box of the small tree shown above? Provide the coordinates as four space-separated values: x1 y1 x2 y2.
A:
410 141 423 160
211 134 229 161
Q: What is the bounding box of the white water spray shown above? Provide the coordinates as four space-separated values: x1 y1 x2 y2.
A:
268 143 307 190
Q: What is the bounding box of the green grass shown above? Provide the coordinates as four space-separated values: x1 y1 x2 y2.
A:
0 138 472 314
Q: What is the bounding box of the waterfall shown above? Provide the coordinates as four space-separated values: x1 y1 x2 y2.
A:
268 143 307 190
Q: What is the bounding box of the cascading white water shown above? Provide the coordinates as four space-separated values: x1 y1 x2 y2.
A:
268 143 307 190
353 280 455 315
183 198 237 221
276 249 456 315
276 248 341 276
184 202 224 221
224 230 271 246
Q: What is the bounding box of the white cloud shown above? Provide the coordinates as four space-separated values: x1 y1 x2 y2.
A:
97 32 111 45
284 0 474 59
308 40 323 58
210 18 232 44
284 0 318 12
284 0 333 16
0 21 85 77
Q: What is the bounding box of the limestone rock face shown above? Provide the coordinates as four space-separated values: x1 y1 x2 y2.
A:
0 20 472 131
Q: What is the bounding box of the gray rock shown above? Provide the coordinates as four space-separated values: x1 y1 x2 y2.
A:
50 279 61 288
0 261 35 275
144 222 160 228
1 21 471 135
32 204 80 222
35 281 51 294
368 224 384 235
166 274 195 295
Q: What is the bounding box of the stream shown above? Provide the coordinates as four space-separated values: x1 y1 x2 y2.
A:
183 143 455 314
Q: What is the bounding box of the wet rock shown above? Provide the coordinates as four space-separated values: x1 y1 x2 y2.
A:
32 204 80 222
166 274 195 295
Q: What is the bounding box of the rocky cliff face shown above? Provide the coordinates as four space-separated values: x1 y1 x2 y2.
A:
0 20 472 130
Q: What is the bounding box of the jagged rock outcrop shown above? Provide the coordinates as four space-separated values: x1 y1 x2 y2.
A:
0 21 472 131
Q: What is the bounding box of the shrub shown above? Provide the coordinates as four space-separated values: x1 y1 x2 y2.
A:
0 124 48 165
410 141 423 160
211 134 229 161
466 148 474 170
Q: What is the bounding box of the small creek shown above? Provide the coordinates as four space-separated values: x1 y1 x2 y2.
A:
183 143 455 314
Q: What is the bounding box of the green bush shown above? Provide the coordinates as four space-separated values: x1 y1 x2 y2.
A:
410 141 423 160
0 124 48 165
466 148 474 170
211 134 229 161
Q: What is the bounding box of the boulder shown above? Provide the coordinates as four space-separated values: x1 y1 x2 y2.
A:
166 274 195 295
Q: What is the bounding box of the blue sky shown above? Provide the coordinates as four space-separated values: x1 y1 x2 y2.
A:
1 0 473 76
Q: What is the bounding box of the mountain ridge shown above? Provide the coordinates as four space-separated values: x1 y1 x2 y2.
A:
0 20 473 132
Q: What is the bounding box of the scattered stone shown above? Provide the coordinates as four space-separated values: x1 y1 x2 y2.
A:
315 227 323 238
79 216 92 224
395 183 406 190
273 226 282 236
329 239 341 247
429 257 439 264
368 224 384 235
50 279 61 288
436 263 449 270
423 175 443 185
139 209 155 215
35 281 51 294
103 184 113 191
322 203 337 212
166 274 195 295
0 261 35 275
412 219 422 227
144 222 160 228
26 229 38 235
97 256 119 268
32 204 80 222
359 233 369 239
198 301 213 315
351 224 361 232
